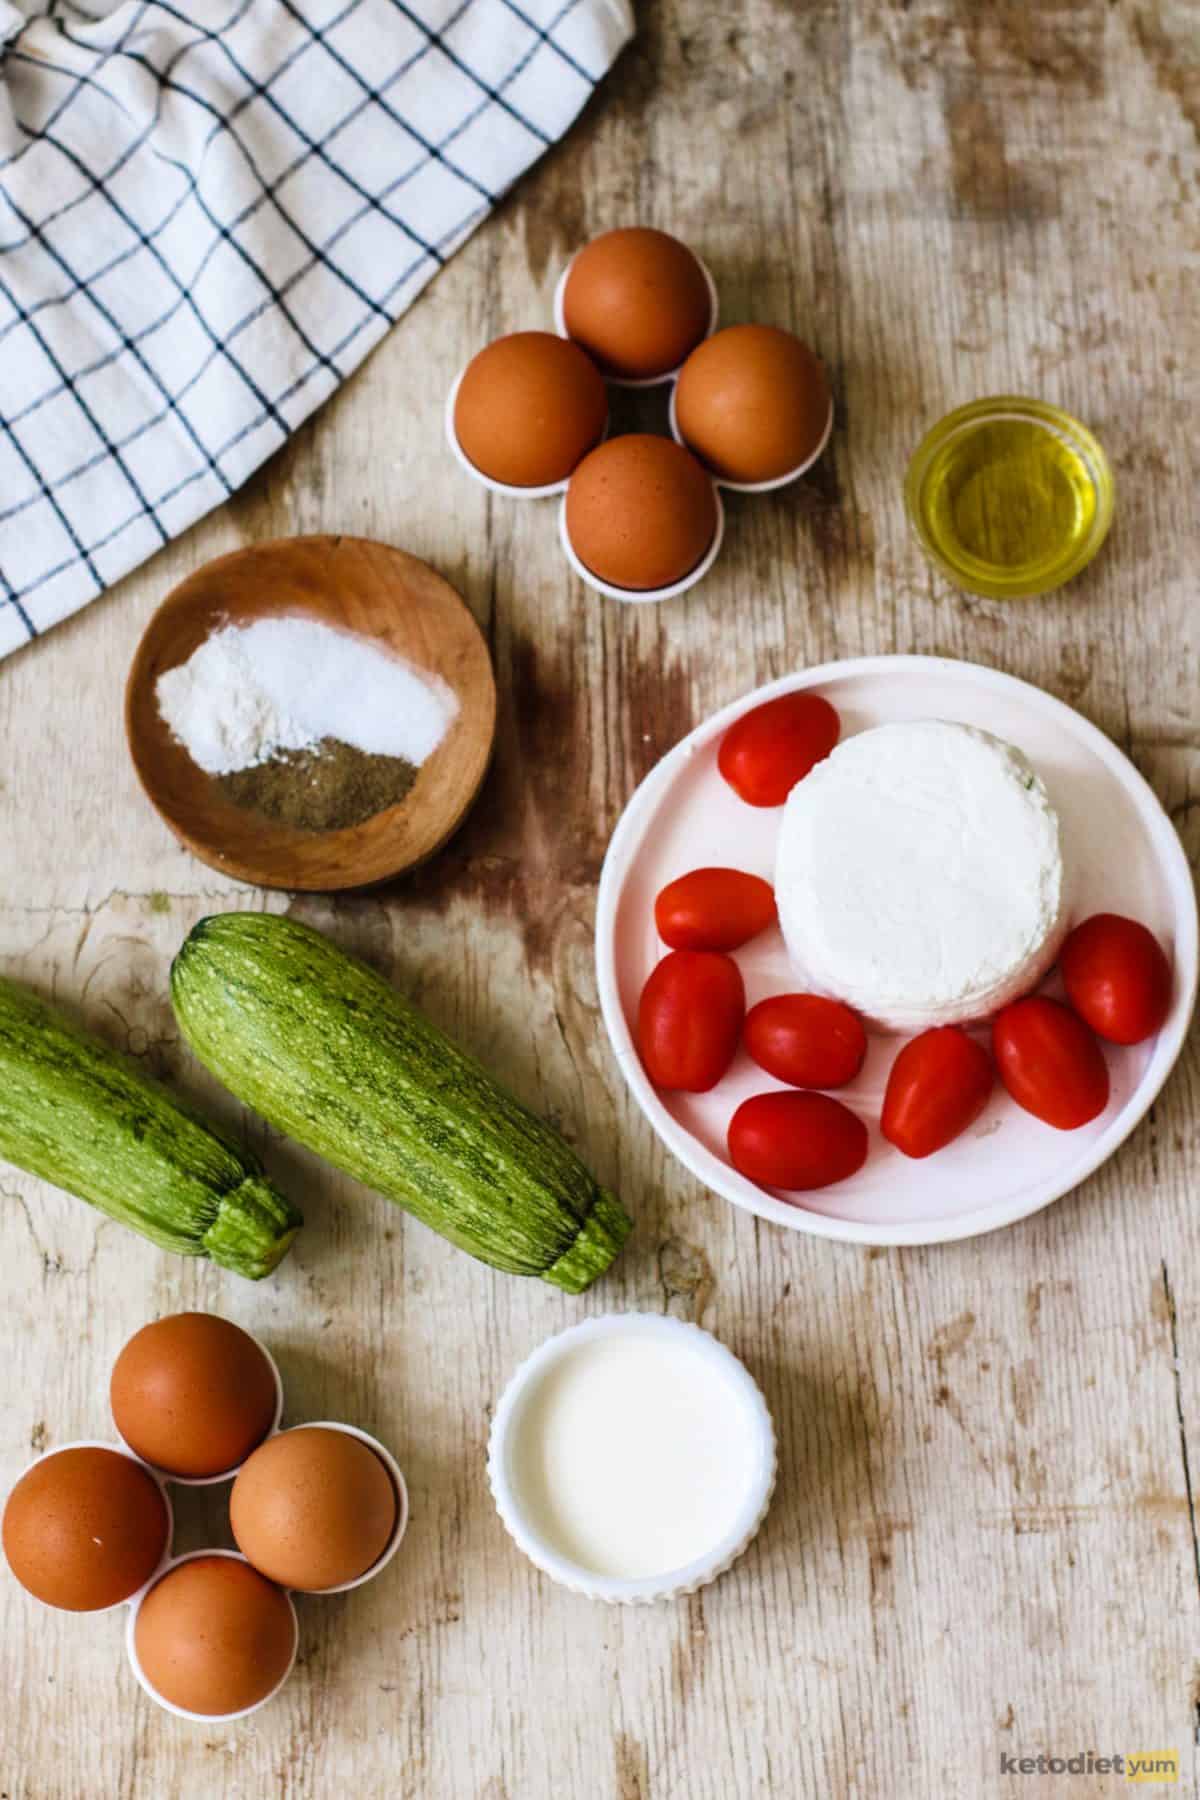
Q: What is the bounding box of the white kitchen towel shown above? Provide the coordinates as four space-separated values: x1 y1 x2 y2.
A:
0 0 633 656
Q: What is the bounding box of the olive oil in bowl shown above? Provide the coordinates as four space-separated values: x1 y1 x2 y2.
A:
905 397 1114 599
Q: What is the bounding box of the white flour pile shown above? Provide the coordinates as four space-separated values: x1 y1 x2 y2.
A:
157 617 459 775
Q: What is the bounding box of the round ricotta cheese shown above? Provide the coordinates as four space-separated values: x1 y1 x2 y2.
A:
774 719 1067 1030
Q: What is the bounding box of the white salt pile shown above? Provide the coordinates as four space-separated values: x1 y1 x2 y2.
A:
156 617 459 776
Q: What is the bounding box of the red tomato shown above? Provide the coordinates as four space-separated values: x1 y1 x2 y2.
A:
727 1091 868 1190
881 1026 994 1159
1060 912 1172 1046
992 996 1110 1130
718 692 841 807
637 950 745 1092
743 993 866 1089
655 868 777 952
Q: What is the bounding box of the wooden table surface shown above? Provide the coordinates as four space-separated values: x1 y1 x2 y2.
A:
2 3 1198 1796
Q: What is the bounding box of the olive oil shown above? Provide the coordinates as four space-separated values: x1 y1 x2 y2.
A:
906 398 1114 599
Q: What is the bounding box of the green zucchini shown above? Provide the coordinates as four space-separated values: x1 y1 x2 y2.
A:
171 914 631 1293
0 975 301 1279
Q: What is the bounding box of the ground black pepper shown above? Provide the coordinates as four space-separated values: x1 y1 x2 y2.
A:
217 737 418 831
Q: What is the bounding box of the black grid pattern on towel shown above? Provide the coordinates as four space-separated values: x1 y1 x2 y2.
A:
0 0 627 646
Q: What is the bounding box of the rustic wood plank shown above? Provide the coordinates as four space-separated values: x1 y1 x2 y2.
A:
2 1 1199 1795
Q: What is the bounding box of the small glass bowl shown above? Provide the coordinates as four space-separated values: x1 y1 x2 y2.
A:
904 396 1114 600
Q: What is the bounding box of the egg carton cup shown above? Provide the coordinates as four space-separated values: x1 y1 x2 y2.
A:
444 366 610 500
668 381 836 493
558 486 726 605
552 251 720 388
488 1313 777 1605
125 1548 300 1725
112 1328 285 1487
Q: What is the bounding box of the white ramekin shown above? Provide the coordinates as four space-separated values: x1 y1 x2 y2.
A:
669 381 835 492
125 1549 299 1724
553 249 720 387
558 485 725 604
487 1313 776 1604
112 1332 284 1488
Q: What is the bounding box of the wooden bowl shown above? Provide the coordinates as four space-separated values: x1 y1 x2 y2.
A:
126 535 496 892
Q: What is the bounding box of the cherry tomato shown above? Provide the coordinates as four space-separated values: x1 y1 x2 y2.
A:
637 950 745 1092
881 1026 994 1159
1059 912 1172 1046
727 1090 868 1190
718 692 841 807
743 993 866 1089
655 868 777 952
992 996 1109 1130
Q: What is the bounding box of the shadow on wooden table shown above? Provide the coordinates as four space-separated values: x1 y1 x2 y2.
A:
740 1347 898 1591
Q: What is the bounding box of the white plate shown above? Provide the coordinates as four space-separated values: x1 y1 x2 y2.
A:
595 656 1198 1246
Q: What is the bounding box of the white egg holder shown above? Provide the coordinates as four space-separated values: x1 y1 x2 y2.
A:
274 1421 409 1598
5 1438 177 1618
112 1335 286 1487
666 380 835 495
123 1421 408 1723
446 231 832 603
444 365 610 501
125 1548 300 1724
557 486 726 604
551 249 720 388
447 359 724 601
488 1313 776 1605
4 1325 408 1725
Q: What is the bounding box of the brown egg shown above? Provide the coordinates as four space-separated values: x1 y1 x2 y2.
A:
565 435 718 591
110 1312 277 1479
2 1446 168 1611
454 331 607 487
230 1426 397 1592
674 325 832 483
134 1556 296 1717
562 228 712 380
